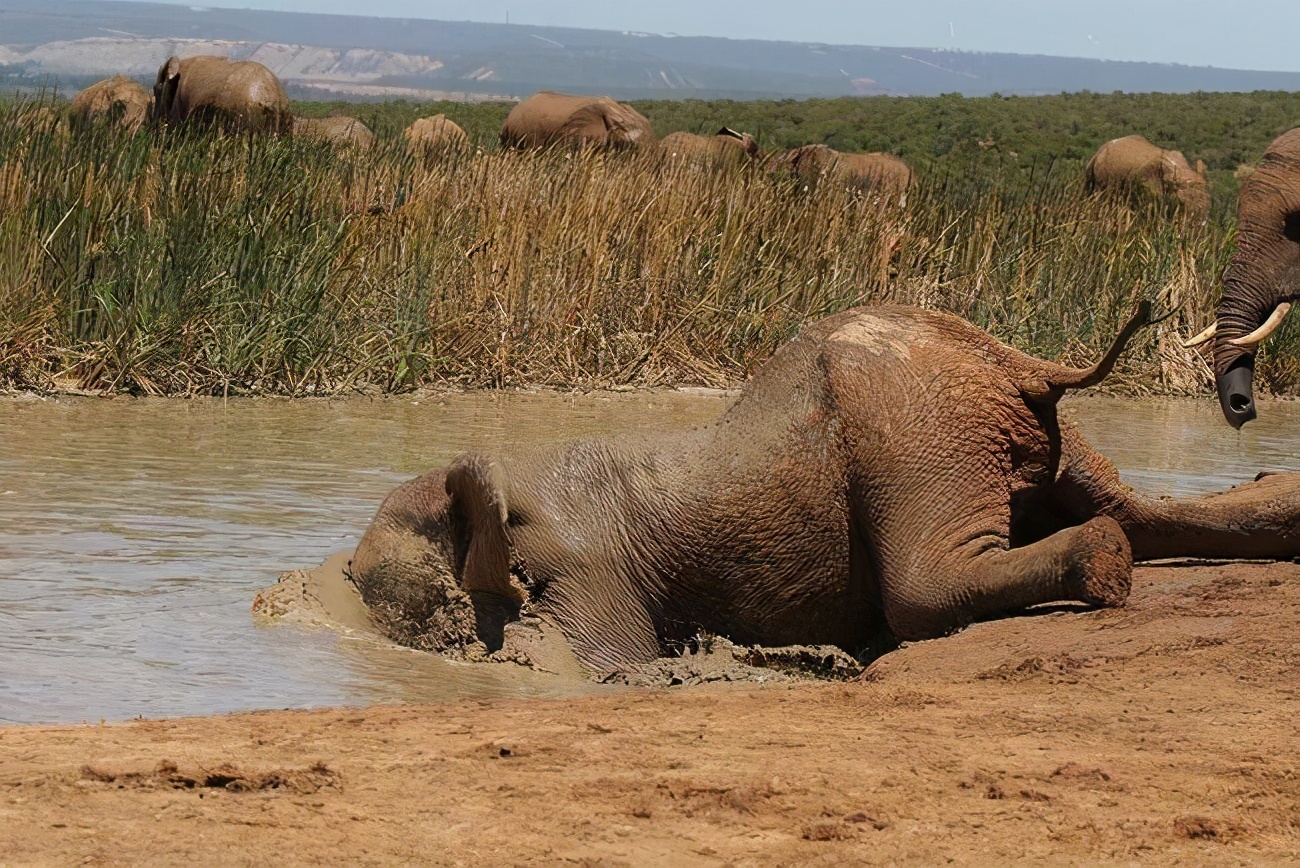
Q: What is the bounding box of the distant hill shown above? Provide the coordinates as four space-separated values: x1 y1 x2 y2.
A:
4 0 1300 101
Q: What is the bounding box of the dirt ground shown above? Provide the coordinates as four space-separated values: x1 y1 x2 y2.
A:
2 560 1297 866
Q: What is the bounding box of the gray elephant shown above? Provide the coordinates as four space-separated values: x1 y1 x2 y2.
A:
660 128 759 166
347 303 1300 672
293 115 374 148
1183 127 1300 428
1084 134 1208 219
499 90 656 151
778 144 914 199
153 55 291 134
69 76 152 133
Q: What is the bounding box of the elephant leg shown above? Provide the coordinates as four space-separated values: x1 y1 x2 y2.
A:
1043 424 1300 561
861 478 1133 642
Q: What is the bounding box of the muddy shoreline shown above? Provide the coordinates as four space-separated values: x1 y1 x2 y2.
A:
4 560 1296 864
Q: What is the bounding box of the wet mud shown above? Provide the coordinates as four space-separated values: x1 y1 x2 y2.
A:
3 558 1296 863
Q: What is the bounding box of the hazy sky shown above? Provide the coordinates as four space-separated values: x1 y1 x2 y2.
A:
134 0 1299 74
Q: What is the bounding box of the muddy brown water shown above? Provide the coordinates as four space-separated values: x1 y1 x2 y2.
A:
1 392 1297 725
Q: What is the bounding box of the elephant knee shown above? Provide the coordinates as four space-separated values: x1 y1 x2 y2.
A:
881 594 964 643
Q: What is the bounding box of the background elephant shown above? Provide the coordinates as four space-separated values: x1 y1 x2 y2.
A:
346 302 1300 672
403 114 470 164
660 127 759 165
1084 134 1208 219
153 55 291 134
499 90 656 151
778 144 913 198
69 76 152 133
1184 127 1300 427
293 115 374 148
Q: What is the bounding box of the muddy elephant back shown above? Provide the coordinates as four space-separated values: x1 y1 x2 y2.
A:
405 114 469 163
170 56 291 133
501 91 653 150
69 76 152 133
295 115 374 148
500 91 590 148
842 152 912 191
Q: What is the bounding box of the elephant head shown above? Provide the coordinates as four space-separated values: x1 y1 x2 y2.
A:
1160 151 1210 218
1085 135 1208 222
349 456 527 656
1184 128 1300 427
153 56 182 123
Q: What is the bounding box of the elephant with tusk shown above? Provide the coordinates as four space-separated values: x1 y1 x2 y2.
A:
660 127 760 166
1184 127 1300 427
343 302 1300 673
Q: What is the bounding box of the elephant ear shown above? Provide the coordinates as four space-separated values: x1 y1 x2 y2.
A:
444 454 523 603
159 57 181 116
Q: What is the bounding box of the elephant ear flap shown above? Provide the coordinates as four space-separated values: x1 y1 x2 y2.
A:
444 454 523 603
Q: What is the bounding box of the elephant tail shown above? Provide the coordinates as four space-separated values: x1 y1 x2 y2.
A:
1026 299 1154 399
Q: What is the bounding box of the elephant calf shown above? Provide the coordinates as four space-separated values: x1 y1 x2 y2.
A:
349 304 1300 672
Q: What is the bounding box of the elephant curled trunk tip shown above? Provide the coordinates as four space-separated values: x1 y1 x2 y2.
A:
1029 299 1155 399
1217 357 1257 429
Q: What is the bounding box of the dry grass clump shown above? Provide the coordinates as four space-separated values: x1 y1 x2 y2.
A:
0 97 1276 396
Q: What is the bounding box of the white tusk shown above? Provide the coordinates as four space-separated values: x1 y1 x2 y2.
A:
1181 321 1217 348
1228 302 1293 347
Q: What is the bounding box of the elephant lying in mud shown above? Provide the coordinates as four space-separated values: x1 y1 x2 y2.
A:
1085 134 1208 220
153 55 291 134
345 304 1300 673
1184 127 1300 428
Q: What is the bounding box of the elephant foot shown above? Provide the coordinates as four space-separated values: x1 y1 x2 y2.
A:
1065 516 1133 608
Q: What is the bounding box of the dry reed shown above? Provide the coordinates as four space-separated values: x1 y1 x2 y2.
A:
0 98 1285 397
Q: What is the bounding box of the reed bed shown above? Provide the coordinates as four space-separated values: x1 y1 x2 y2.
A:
1 98 1288 397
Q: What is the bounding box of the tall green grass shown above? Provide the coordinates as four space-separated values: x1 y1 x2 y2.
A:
1 98 1288 397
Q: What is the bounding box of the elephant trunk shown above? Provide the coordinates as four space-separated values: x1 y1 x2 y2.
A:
349 470 487 653
1212 242 1292 429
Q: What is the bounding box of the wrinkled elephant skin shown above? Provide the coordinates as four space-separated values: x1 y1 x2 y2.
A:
1207 127 1300 427
346 304 1300 674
